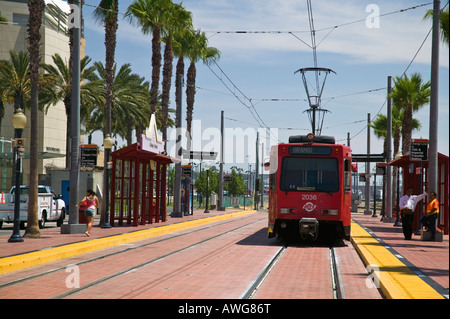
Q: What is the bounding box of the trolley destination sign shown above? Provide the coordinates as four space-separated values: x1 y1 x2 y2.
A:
410 139 428 161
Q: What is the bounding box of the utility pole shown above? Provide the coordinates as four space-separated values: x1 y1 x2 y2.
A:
172 74 183 217
254 132 259 210
428 0 440 195
364 113 372 215
218 110 225 211
384 76 394 222
61 0 84 234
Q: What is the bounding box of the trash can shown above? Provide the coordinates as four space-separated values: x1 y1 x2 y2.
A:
79 202 87 224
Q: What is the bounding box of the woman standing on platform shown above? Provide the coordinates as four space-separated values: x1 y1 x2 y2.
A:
76 189 99 237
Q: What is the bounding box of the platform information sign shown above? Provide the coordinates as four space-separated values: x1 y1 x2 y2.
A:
410 139 428 161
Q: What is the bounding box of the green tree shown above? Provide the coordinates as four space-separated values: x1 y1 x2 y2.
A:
125 0 172 118
185 30 220 135
0 50 31 136
160 3 192 146
227 169 246 196
40 53 99 167
195 168 219 197
94 0 119 141
88 62 150 145
424 7 449 45
390 73 430 154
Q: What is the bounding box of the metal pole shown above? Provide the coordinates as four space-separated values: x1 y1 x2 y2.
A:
372 172 377 217
101 147 112 228
204 168 210 213
62 0 84 234
364 113 372 215
218 110 225 211
8 128 24 242
172 74 183 217
385 76 394 222
428 0 440 195
254 132 259 210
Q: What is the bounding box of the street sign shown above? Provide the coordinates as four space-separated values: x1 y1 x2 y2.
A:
375 163 386 175
182 165 192 176
224 174 231 184
352 153 385 162
80 144 98 167
410 139 428 161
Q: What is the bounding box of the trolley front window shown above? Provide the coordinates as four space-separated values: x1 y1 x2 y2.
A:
280 157 339 192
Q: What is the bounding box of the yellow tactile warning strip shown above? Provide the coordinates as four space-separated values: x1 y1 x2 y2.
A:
350 220 444 299
0 210 257 276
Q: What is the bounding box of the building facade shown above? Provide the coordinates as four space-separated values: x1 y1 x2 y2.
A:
0 0 85 192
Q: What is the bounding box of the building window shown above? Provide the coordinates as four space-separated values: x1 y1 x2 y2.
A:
13 13 28 27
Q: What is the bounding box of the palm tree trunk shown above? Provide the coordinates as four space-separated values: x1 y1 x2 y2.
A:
161 37 173 150
100 9 118 226
24 0 44 238
186 61 196 135
150 26 161 114
401 105 413 155
175 55 184 127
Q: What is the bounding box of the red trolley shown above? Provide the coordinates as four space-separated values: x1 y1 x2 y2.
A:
268 134 352 240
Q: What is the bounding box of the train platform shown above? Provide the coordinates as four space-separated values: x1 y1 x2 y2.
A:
351 212 449 299
0 208 448 299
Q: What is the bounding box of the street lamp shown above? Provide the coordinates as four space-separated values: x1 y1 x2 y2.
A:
101 134 113 228
9 108 26 243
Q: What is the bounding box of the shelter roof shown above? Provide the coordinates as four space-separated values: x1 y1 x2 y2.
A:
111 142 180 164
388 152 448 168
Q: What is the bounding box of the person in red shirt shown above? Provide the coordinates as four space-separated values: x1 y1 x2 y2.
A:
76 189 99 237
420 192 439 241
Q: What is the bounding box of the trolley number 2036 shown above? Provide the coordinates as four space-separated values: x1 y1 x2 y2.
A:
302 194 317 201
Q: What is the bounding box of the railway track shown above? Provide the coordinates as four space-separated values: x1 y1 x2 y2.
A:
0 213 268 298
0 211 380 299
244 243 346 299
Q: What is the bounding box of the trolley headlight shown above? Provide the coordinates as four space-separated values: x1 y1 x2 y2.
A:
321 209 338 215
280 208 296 214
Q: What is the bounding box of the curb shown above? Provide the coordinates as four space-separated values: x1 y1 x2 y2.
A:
350 219 444 299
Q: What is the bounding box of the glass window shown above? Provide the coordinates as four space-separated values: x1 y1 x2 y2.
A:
280 157 339 192
13 13 28 26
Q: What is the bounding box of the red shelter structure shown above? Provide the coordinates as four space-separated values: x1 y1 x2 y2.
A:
389 152 449 234
109 114 179 227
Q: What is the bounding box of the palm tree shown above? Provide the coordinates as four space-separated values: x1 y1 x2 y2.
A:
424 7 449 45
390 73 430 155
0 51 31 136
126 0 172 118
94 0 119 143
161 3 192 147
89 62 151 145
24 0 45 238
39 53 99 167
371 105 421 159
371 105 422 211
185 30 220 135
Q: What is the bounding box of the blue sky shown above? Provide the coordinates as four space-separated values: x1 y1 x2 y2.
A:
81 0 449 171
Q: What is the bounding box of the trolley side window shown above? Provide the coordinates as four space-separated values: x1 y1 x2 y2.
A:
344 158 351 193
280 157 339 192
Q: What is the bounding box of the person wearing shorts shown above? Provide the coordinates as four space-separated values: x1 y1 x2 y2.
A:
76 189 99 236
